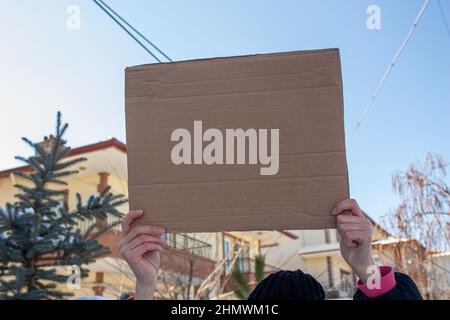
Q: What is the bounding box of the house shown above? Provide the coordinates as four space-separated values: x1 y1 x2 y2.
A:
428 251 450 299
263 217 449 299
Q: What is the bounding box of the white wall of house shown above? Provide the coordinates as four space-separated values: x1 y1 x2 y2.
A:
262 228 356 298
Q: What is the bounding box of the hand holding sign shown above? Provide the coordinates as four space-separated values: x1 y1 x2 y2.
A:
333 199 374 283
119 210 166 299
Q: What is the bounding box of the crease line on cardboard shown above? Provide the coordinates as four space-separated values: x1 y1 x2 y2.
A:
133 68 338 85
126 48 340 71
128 84 340 101
141 212 323 221
129 174 347 187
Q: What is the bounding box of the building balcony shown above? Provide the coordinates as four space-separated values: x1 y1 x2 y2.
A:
160 233 216 279
165 233 212 260
95 230 216 280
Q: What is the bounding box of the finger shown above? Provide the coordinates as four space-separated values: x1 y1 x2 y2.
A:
121 234 167 251
332 198 360 215
332 199 364 218
121 225 165 246
345 238 358 247
344 230 370 246
121 240 164 257
339 230 357 247
338 223 367 233
121 210 144 234
336 214 366 225
120 242 163 264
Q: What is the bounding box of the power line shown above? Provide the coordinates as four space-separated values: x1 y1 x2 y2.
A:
437 0 450 40
349 0 431 141
96 0 172 62
92 0 163 62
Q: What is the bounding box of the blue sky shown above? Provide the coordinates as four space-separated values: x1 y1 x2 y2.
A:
0 0 449 223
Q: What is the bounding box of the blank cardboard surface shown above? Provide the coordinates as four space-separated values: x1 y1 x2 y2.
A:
125 49 348 232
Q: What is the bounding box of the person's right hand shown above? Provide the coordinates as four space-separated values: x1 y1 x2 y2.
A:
119 210 166 299
332 199 374 283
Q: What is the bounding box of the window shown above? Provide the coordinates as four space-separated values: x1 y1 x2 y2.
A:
326 256 334 288
224 238 231 273
324 229 331 243
339 269 354 297
163 233 175 247
223 234 251 274
373 254 381 265
236 243 250 273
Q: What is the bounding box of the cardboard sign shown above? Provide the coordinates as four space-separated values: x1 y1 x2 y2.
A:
125 49 348 232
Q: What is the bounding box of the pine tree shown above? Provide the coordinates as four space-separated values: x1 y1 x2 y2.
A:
0 112 127 300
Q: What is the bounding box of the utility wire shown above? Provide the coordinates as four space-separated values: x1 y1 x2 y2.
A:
349 0 431 141
92 0 162 62
437 0 450 40
96 0 172 62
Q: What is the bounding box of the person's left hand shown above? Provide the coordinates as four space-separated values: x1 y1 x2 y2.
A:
119 210 166 299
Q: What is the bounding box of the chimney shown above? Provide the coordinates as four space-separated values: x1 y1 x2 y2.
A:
35 135 67 157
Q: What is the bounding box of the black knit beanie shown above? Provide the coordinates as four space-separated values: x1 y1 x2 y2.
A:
247 270 326 300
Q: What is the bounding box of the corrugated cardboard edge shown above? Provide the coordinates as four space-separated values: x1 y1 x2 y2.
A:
125 48 341 72
335 50 350 200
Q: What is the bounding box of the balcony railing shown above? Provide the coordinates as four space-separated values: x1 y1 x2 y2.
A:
77 217 213 260
324 281 356 299
165 233 212 260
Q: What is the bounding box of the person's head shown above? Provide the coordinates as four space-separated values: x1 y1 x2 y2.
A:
248 270 325 300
